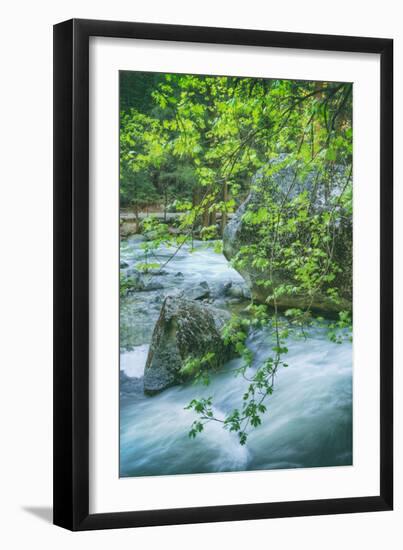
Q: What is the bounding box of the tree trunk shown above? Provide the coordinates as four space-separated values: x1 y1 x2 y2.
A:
134 204 140 233
163 187 168 222
221 180 228 236
203 208 210 228
203 185 211 227
192 186 201 207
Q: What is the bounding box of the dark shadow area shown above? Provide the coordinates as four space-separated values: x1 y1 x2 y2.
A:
22 506 53 524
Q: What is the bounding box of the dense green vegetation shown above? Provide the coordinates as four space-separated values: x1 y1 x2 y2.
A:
120 71 353 445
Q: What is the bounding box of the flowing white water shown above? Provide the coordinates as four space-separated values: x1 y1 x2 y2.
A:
120 237 352 477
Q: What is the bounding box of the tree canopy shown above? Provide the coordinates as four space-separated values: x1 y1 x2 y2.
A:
120 72 351 221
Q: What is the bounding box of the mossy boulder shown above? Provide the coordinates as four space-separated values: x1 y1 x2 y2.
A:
223 162 352 313
143 296 231 394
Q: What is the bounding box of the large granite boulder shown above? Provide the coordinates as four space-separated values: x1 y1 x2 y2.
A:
223 161 352 313
143 296 232 394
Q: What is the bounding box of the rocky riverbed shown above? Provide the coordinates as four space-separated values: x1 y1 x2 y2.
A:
119 236 352 477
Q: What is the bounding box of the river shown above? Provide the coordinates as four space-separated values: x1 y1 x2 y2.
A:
119 235 352 477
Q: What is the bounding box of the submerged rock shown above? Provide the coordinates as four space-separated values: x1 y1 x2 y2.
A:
143 296 232 394
120 370 145 398
121 270 145 292
219 280 251 300
122 268 165 293
143 280 164 291
183 281 210 301
223 160 352 313
128 234 146 244
143 268 168 276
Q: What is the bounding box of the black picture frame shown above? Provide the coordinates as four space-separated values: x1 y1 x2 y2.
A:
53 18 393 531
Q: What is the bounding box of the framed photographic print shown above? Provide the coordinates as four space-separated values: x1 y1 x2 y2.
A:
53 19 393 530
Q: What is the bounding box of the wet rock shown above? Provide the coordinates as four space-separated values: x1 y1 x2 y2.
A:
119 370 145 398
128 265 167 276
217 280 251 300
122 271 145 292
223 160 352 313
143 280 164 291
128 234 146 244
143 296 232 394
222 281 233 294
183 281 210 301
123 268 165 292
226 283 251 300
144 268 168 276
126 267 140 278
152 293 163 304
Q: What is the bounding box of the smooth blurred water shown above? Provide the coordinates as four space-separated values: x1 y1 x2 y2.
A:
120 237 352 477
